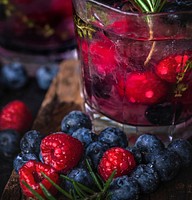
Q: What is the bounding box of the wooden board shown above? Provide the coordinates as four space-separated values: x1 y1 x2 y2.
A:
1 60 192 200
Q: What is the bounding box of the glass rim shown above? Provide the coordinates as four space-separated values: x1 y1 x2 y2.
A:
88 0 192 16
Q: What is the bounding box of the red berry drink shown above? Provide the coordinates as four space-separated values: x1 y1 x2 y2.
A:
0 0 75 55
73 0 192 140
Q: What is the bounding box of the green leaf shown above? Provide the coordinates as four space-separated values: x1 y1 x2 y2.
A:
134 0 167 13
21 181 45 200
39 183 56 200
86 159 103 191
41 172 73 200
60 175 95 195
103 170 116 194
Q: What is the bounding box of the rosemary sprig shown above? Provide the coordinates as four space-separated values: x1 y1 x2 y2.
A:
25 160 116 200
134 0 167 13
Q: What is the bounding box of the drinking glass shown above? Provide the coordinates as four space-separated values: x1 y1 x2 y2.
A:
73 0 192 142
0 0 76 69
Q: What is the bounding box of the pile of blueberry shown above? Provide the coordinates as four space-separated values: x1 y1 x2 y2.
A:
13 110 192 200
0 61 58 90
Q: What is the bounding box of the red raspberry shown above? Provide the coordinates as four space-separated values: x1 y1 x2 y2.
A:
117 72 168 104
19 160 59 198
41 133 84 173
89 35 117 75
155 54 189 83
107 18 136 35
98 147 136 181
0 100 33 134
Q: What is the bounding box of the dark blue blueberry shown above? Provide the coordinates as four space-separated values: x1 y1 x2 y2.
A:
13 153 39 174
36 65 58 90
61 111 92 135
0 62 28 90
109 176 140 200
0 129 20 158
126 146 143 164
130 164 160 193
168 139 192 167
135 134 165 156
65 167 95 191
20 130 43 156
161 1 192 25
92 75 113 99
149 149 181 182
72 128 97 147
98 127 128 148
85 141 109 168
145 103 182 126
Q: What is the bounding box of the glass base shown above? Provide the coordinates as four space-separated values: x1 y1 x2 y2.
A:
85 102 192 145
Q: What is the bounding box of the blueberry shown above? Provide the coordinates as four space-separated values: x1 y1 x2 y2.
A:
145 103 182 126
126 146 143 164
72 128 97 147
0 62 28 90
13 153 39 174
168 139 192 167
130 164 160 193
61 111 92 135
149 149 181 182
0 129 20 158
20 130 43 156
98 127 128 148
36 65 58 90
161 1 192 25
65 167 95 191
135 134 165 156
92 75 113 99
85 141 109 168
109 176 140 200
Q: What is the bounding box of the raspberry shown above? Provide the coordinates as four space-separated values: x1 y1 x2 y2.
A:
98 147 136 181
0 100 33 134
89 35 117 75
19 160 59 198
118 72 168 104
155 54 189 83
107 17 137 36
41 133 84 173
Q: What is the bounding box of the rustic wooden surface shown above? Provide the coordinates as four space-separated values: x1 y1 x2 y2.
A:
1 60 192 200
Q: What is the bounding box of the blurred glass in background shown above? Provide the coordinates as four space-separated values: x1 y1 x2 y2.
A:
0 0 77 75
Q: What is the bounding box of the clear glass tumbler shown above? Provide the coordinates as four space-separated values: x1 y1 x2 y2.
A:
73 0 192 142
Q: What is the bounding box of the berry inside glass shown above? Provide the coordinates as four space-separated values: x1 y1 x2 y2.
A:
0 0 75 54
73 0 192 138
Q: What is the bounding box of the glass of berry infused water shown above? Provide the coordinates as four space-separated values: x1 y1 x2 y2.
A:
0 0 76 70
72 0 192 142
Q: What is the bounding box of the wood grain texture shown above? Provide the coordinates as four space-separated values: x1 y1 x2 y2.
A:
1 60 192 200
